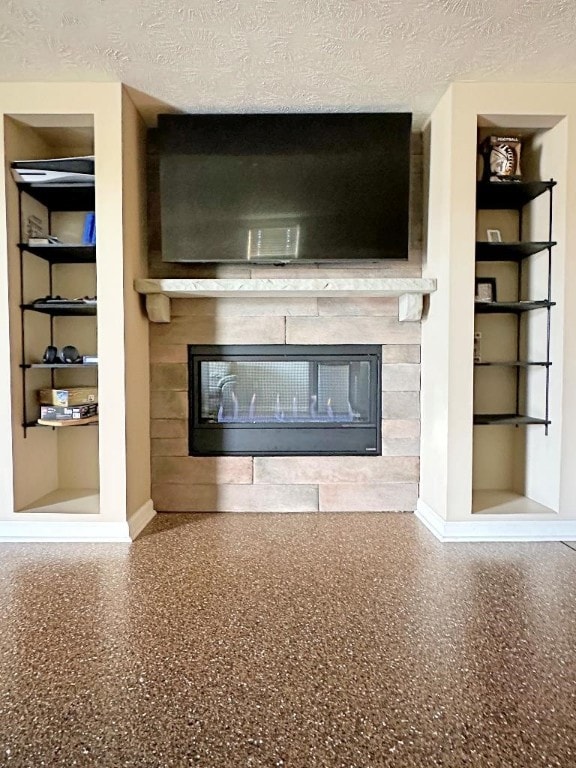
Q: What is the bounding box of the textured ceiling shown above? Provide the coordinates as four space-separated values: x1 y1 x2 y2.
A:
1 0 576 127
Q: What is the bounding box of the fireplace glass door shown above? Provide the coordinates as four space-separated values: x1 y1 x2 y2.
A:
189 345 381 456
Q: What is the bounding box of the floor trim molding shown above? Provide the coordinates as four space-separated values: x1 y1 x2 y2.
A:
0 520 132 543
416 499 576 542
128 499 156 540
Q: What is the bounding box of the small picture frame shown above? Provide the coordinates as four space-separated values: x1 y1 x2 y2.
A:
486 229 502 243
475 277 497 303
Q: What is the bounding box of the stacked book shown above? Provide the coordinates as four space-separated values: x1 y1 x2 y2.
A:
37 387 98 427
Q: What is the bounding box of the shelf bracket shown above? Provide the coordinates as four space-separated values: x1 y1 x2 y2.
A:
145 294 171 323
398 294 424 322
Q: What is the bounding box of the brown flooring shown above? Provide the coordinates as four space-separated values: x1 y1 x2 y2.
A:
1 513 575 768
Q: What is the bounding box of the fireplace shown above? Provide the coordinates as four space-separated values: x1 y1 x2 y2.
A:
188 345 382 456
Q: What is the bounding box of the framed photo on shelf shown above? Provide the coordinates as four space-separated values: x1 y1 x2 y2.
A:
475 277 497 303
486 229 502 242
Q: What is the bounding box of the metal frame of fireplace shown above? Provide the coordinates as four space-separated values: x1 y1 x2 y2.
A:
188 345 382 456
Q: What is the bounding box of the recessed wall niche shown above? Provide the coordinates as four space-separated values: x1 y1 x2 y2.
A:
472 114 565 515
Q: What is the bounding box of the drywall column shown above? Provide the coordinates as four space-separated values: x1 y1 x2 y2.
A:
0 116 13 518
418 87 477 525
92 86 129 530
121 87 154 535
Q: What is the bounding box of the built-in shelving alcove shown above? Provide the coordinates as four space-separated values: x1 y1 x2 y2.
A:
0 83 153 542
472 117 563 517
4 114 100 515
418 83 576 541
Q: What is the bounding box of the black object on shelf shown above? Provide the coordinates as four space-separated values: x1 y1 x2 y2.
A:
16 182 95 211
31 294 96 303
22 302 97 316
475 241 556 262
476 180 556 210
473 413 550 426
18 243 96 264
475 300 554 314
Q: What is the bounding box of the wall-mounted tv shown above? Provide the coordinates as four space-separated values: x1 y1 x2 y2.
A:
157 113 412 264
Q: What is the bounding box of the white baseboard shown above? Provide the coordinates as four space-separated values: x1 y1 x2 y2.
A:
127 499 156 540
416 499 576 542
415 500 447 539
0 500 156 543
0 520 132 543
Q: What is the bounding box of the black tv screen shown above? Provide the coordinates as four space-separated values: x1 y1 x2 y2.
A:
157 113 412 264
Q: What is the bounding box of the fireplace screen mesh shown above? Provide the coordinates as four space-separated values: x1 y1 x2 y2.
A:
190 345 381 455
199 359 371 423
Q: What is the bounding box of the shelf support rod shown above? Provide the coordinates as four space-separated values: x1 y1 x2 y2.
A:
18 188 28 437
544 182 554 435
515 206 523 418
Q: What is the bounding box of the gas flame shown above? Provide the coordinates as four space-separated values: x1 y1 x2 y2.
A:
231 390 239 420
310 394 317 419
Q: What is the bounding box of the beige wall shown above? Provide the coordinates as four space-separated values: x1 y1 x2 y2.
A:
420 88 477 521
523 121 567 509
3 117 60 508
420 92 454 520
122 88 151 518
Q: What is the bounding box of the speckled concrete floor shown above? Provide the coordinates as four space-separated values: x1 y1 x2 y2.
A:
1 513 575 768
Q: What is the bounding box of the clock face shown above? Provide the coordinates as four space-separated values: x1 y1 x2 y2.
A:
490 144 517 175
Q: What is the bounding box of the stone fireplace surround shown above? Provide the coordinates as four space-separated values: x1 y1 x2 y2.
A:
149 286 425 513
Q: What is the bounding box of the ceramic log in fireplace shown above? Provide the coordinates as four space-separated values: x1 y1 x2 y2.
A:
188 345 381 456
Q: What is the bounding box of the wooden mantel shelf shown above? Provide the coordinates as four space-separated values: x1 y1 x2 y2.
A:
134 277 437 323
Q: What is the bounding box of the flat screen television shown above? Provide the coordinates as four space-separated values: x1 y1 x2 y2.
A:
157 113 412 264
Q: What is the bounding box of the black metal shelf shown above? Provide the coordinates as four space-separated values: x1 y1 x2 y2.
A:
476 180 556 210
18 243 96 264
21 363 98 369
474 413 550 426
22 302 97 316
474 178 555 435
475 300 554 314
17 178 97 437
475 241 555 262
25 420 99 429
474 361 551 368
17 182 95 211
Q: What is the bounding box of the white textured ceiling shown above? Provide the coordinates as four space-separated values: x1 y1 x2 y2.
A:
1 0 576 127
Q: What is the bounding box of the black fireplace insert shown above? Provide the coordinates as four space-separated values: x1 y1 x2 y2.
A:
188 345 381 456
